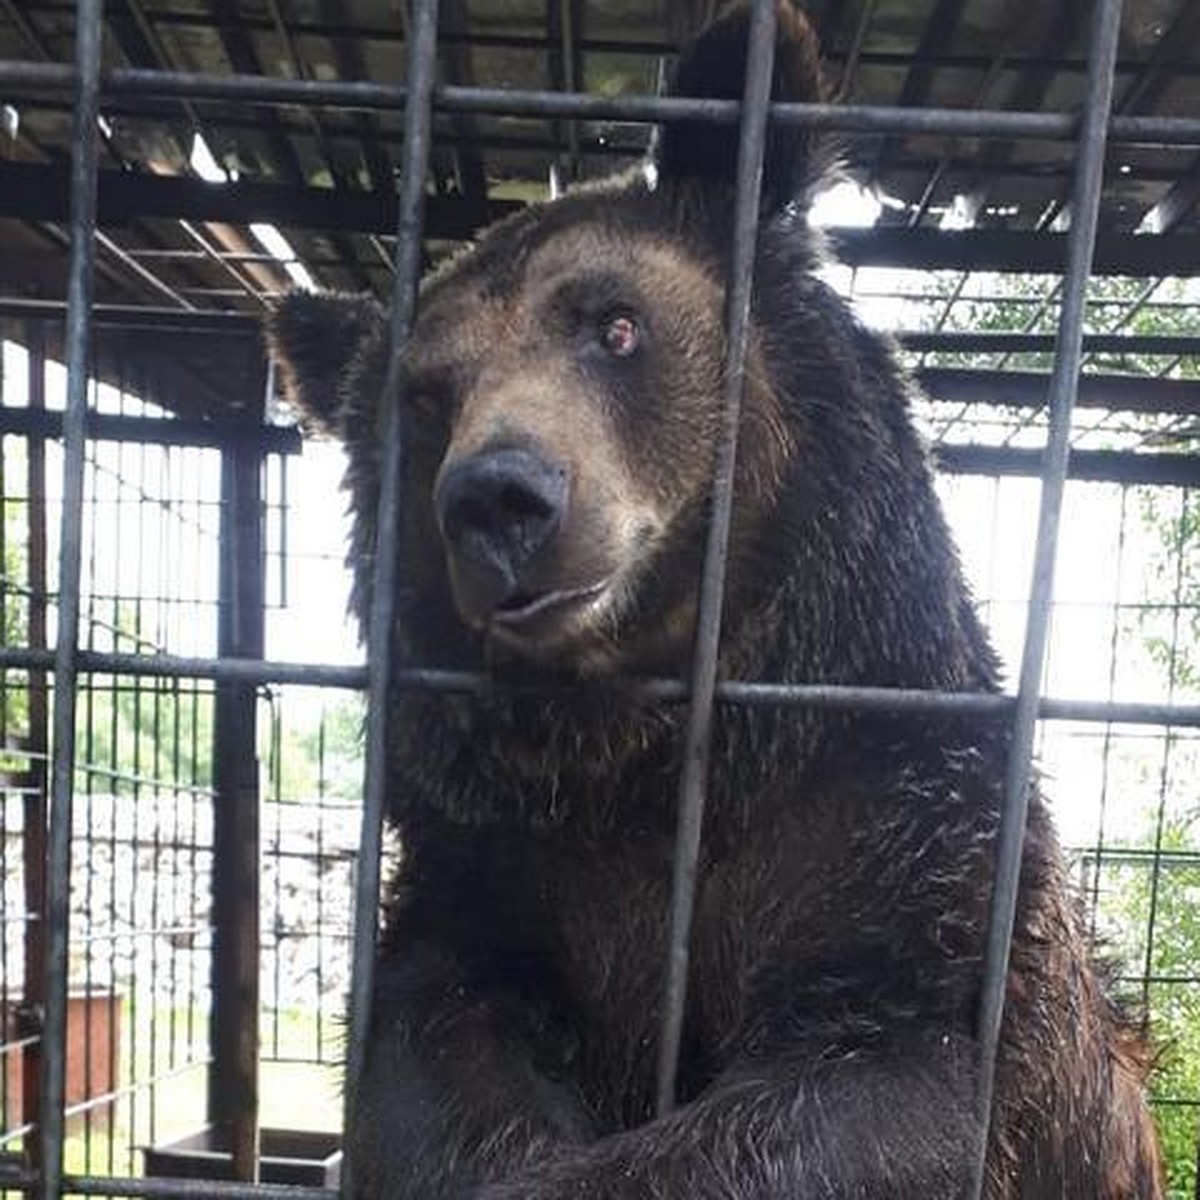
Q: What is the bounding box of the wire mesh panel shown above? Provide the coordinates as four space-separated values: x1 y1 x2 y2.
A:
936 468 1200 1194
1 337 220 1181
0 333 355 1193
0 0 1199 1197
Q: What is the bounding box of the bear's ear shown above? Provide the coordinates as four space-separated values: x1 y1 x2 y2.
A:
654 1 828 215
264 291 386 438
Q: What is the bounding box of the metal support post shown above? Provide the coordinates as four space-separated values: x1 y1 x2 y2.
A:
209 416 266 1182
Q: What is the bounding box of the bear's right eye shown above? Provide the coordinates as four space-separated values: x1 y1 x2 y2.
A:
599 313 640 359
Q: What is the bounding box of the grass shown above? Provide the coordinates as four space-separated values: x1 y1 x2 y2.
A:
2 1004 341 1199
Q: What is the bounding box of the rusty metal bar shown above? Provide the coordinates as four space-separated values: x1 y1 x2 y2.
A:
968 0 1126 1194
18 324 49 1172
0 406 302 453
341 1 440 1196
35 1 103 1195
655 0 778 1117
2 646 1200 728
1 60 1199 145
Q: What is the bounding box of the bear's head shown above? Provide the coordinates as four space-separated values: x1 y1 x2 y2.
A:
267 1 996 700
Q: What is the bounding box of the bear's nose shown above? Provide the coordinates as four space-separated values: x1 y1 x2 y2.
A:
435 446 568 610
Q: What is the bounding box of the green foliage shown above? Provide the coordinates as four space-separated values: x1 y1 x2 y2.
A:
268 692 365 803
72 596 214 789
76 677 214 791
1 473 31 742
1102 810 1200 1199
1137 490 1200 697
1109 484 1200 1197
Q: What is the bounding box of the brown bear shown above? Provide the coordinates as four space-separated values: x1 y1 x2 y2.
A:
266 3 1163 1197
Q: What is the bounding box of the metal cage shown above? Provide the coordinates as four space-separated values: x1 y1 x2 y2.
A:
1 0 1200 1197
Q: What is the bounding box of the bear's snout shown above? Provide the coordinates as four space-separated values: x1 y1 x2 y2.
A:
435 445 569 626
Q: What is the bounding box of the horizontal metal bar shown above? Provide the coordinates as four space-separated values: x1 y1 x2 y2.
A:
0 160 513 244
74 760 216 795
1117 974 1200 985
1035 696 1200 726
903 331 1200 355
0 297 260 333
2 61 1199 146
439 87 1077 138
834 228 1200 277
0 405 302 453
0 63 1044 135
0 647 365 686
1074 847 1200 866
7 296 1197 362
711 684 1200 728
0 1124 36 1149
5 161 1199 279
76 923 212 943
16 89 1200 185
935 445 1200 488
4 398 1189 482
1110 114 1200 145
919 368 1200 418
0 645 1198 726
55 1053 214 1125
77 1176 336 1200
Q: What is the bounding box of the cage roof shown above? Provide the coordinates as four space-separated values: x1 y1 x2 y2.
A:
0 0 1197 423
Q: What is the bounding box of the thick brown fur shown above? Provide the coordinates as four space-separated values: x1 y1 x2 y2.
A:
266 3 1163 1197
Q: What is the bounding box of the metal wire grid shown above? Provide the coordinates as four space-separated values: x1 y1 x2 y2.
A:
259 690 357 1074
0 340 372 1184
0 338 221 1180
0 0 1198 1196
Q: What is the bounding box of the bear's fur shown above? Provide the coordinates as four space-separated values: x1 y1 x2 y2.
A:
266 4 1163 1197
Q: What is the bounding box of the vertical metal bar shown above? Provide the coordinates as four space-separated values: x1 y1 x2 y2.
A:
1087 486 1129 941
968 0 1124 1194
270 711 284 1061
315 710 327 1062
1138 491 1187 1013
342 0 440 1192
0 755 10 1137
37 0 104 1196
21 324 49 1171
655 0 778 1117
1193 1119 1199 1200
106 722 120 1179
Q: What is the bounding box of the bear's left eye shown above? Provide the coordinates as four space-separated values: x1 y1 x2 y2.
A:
599 313 640 358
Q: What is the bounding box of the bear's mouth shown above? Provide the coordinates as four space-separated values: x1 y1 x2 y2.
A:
483 580 616 659
490 578 610 631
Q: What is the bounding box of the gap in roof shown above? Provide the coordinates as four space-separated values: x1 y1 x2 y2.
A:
809 179 884 229
190 132 228 183
940 193 980 231
249 223 317 291
190 134 316 292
